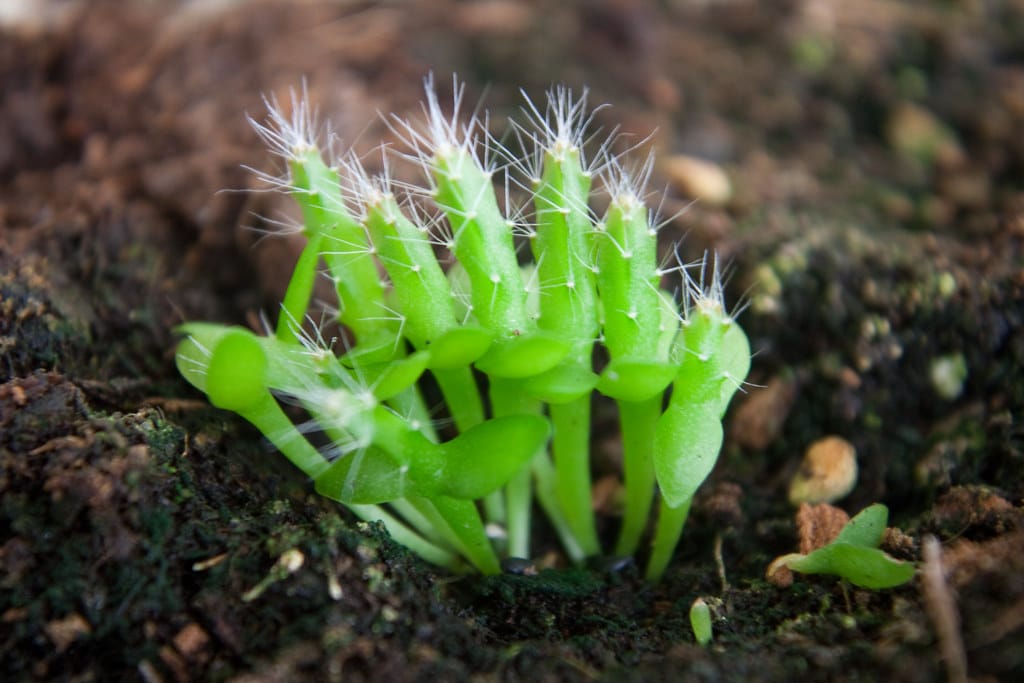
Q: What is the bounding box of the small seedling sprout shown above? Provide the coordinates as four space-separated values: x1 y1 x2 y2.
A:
767 504 916 589
690 597 713 646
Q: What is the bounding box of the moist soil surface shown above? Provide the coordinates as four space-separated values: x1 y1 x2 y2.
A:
2 1 1023 681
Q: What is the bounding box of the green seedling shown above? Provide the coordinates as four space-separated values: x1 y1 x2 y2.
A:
768 504 916 589
689 597 713 646
176 76 751 579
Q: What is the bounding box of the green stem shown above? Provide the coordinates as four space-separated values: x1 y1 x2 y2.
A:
646 496 692 582
403 496 477 558
275 234 324 341
429 495 501 575
347 503 463 571
614 396 661 556
550 396 600 557
532 454 586 563
504 463 532 559
240 394 330 479
489 376 541 558
389 499 456 551
433 366 485 433
482 490 506 528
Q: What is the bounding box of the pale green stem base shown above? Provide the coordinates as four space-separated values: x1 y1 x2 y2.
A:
482 489 506 528
532 454 587 564
489 376 541 559
646 496 692 582
551 396 600 557
397 496 499 575
390 499 454 550
614 396 660 557
404 497 472 558
429 495 501 574
504 467 532 559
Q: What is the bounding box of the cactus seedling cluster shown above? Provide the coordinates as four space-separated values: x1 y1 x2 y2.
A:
176 77 751 580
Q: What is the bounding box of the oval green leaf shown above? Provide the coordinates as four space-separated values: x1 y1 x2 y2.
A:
523 363 599 404
474 333 570 378
427 326 493 369
596 360 677 402
717 321 751 416
204 328 269 412
176 322 250 394
835 503 889 548
786 543 916 589
315 447 421 504
438 415 550 499
653 400 723 509
363 351 430 401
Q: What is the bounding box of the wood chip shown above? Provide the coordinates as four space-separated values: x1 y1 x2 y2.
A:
44 612 91 653
173 622 209 659
796 502 850 554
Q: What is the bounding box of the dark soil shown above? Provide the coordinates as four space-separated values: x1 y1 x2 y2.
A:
2 1 1023 681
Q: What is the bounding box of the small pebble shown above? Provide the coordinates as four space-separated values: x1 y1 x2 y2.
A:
788 436 858 505
500 557 537 576
662 154 733 206
929 353 967 401
173 623 210 660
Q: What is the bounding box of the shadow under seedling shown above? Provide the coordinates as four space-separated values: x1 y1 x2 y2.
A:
175 76 751 580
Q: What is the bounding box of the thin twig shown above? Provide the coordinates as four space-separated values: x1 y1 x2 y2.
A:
714 532 729 593
921 535 968 683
